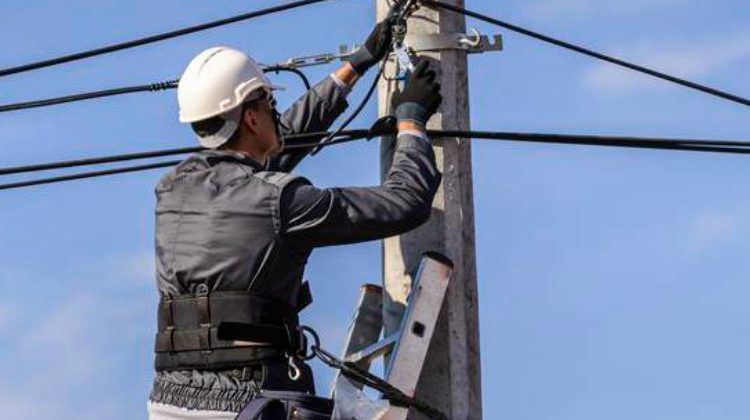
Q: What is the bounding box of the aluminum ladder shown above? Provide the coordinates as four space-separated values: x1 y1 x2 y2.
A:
332 252 453 419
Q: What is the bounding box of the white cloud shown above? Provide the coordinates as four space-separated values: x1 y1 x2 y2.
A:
524 0 687 19
583 33 750 95
685 211 743 254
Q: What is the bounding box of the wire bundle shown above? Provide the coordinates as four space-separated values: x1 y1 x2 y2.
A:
0 0 747 193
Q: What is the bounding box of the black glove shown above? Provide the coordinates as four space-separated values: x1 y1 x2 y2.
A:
391 60 442 127
346 22 393 75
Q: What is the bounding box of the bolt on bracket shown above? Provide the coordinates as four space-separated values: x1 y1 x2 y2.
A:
407 28 503 54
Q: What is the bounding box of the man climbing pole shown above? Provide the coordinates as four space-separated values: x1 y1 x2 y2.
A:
148 21 443 419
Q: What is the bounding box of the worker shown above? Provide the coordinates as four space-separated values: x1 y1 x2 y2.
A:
148 21 442 420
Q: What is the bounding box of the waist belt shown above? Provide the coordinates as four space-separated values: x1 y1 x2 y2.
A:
155 285 312 371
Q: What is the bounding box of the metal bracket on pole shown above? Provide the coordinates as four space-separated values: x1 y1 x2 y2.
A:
408 28 503 54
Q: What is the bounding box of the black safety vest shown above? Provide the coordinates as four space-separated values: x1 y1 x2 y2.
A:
153 151 311 371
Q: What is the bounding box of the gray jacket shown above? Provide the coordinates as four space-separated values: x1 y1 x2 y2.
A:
150 76 441 412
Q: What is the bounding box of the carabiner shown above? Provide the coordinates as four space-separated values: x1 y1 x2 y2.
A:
287 354 301 382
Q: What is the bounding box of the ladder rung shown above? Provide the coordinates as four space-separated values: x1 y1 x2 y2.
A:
344 333 397 365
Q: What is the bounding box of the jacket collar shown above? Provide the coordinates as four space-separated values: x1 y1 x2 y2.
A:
197 149 266 171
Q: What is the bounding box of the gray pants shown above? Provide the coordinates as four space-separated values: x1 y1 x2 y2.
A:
148 401 237 420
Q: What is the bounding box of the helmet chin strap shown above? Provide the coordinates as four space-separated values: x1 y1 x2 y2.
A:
272 107 287 151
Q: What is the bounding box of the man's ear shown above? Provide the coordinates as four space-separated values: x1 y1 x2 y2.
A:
241 108 260 135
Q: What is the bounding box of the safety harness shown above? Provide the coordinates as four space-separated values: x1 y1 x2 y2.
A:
155 283 313 371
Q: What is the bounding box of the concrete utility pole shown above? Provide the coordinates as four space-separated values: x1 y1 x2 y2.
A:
377 1 482 418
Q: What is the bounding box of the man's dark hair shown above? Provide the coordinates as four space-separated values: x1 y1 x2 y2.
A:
190 99 264 145
191 116 226 138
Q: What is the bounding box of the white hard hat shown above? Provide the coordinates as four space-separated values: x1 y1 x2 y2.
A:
177 46 284 148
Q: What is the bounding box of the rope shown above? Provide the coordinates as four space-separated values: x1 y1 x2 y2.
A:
0 0 337 78
421 0 750 108
311 345 448 420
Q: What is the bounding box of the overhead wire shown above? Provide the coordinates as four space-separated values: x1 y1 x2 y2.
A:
264 66 312 91
0 131 369 177
0 67 311 114
0 0 337 78
0 80 178 113
1 0 748 191
421 0 750 108
310 64 385 155
1 0 745 115
0 160 183 191
439 130 750 155
3 128 750 191
0 146 199 176
310 0 416 155
0 133 368 191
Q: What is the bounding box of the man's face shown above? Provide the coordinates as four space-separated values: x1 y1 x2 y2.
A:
246 91 283 156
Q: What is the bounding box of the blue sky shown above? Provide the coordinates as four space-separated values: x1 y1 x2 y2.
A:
0 0 749 418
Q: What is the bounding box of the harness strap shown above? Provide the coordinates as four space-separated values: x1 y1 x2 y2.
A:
155 291 299 354
196 291 211 352
154 288 314 371
234 396 283 420
155 324 298 353
296 281 313 313
159 297 175 352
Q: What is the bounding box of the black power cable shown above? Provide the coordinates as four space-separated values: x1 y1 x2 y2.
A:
0 80 178 113
0 133 368 191
264 66 312 91
421 0 750 108
0 67 312 114
0 160 183 191
3 128 750 191
0 131 368 177
0 0 337 78
310 65 385 155
434 130 750 154
0 146 199 176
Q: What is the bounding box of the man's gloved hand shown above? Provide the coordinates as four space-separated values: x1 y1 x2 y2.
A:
346 22 393 75
391 60 443 127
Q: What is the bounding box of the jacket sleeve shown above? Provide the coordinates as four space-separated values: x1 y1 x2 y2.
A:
266 76 350 173
279 134 441 248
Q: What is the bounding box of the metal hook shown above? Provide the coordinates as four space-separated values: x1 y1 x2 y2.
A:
459 28 482 48
287 354 301 381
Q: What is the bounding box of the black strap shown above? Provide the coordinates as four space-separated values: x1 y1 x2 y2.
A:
312 345 447 420
296 281 313 313
217 322 299 350
196 291 211 352
235 392 333 420
159 297 175 352
234 396 284 420
156 291 299 354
